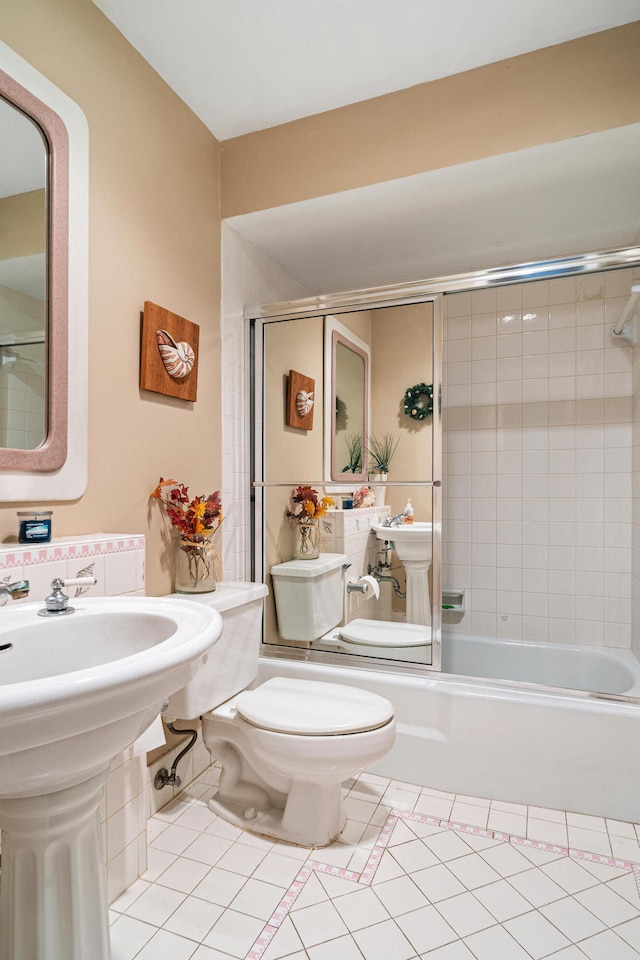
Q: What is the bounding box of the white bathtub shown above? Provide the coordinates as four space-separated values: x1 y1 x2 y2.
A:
258 632 640 823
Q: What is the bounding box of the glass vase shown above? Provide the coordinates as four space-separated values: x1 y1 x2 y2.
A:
292 520 320 560
175 535 217 593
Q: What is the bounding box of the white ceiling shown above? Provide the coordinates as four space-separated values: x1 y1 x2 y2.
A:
92 0 639 140
91 2 640 291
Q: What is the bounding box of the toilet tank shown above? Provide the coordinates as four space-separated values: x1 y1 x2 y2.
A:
164 582 268 719
270 553 347 642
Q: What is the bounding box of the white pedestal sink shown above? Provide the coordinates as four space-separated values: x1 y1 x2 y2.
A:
0 596 222 960
372 521 433 626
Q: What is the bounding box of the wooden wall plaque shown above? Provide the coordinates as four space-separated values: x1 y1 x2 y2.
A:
287 370 315 430
140 301 200 402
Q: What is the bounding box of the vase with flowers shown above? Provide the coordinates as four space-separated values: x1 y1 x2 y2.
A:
150 478 222 593
287 486 334 560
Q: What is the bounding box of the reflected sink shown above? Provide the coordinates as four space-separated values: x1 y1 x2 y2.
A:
372 520 433 562
372 522 433 627
0 596 222 960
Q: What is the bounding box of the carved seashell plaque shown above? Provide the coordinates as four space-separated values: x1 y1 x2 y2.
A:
296 389 314 417
140 302 200 401
156 329 195 379
287 370 315 429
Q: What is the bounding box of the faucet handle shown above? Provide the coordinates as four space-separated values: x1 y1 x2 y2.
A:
38 576 97 618
62 577 97 589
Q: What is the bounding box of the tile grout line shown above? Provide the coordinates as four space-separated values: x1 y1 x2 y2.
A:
245 807 640 960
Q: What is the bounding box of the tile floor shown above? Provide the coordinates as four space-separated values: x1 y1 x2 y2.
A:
109 766 640 959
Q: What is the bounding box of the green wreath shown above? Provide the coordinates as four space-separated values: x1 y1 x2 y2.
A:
403 382 433 421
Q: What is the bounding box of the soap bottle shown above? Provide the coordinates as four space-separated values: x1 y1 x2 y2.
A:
403 498 414 524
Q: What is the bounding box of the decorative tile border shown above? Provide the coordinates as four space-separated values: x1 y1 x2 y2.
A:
0 535 144 570
246 807 640 959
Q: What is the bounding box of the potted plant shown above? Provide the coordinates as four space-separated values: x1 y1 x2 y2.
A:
367 433 399 507
341 434 363 473
367 433 399 477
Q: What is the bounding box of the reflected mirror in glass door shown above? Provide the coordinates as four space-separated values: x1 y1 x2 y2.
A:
0 95 47 451
259 300 437 667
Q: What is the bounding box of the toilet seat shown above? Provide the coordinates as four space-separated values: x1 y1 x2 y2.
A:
339 618 431 648
235 677 394 736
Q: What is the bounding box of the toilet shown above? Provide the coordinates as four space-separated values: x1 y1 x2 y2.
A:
164 577 395 847
323 618 432 663
270 553 431 661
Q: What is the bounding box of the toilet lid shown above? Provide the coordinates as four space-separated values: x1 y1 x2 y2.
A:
236 677 394 736
339 618 431 648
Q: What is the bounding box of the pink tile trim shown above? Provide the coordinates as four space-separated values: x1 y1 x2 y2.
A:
246 807 640 960
510 835 569 857
247 924 278 960
0 536 144 570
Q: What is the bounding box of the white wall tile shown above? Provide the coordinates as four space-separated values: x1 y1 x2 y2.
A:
443 271 634 654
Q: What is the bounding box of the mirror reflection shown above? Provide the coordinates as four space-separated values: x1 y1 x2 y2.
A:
0 95 47 451
260 300 436 666
325 315 369 482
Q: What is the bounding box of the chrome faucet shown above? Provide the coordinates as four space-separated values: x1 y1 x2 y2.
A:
382 514 405 528
0 579 29 602
38 576 97 617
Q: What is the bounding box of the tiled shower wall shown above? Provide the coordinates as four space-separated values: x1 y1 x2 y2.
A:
442 268 639 649
220 225 309 581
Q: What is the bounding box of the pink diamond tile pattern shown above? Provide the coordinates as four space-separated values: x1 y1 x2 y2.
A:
110 768 640 959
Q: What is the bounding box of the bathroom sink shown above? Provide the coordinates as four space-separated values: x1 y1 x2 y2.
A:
372 522 433 627
0 596 223 798
0 595 223 960
372 520 433 562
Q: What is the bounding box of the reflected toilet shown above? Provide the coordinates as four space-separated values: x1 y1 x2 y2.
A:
322 617 432 661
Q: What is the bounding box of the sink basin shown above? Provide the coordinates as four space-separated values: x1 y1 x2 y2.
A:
0 596 222 797
0 595 222 960
372 520 433 562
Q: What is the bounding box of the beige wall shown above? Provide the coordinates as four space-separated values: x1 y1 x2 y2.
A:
0 190 46 259
1 0 221 596
370 303 434 521
221 22 640 217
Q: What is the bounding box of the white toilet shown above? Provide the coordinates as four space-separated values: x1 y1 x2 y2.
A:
165 577 395 847
324 618 432 662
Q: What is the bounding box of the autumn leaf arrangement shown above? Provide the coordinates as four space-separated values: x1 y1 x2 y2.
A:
286 486 334 525
150 478 222 538
150 478 223 590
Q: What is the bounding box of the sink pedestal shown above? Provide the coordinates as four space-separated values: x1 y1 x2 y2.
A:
0 596 222 960
372 522 433 628
0 772 110 960
404 558 432 627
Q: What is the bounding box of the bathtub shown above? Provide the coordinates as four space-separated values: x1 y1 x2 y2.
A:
258 632 640 823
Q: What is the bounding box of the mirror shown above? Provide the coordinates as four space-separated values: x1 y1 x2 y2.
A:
0 95 47 451
0 42 88 500
324 315 369 482
257 299 439 668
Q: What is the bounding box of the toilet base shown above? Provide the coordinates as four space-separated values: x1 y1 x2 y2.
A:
208 778 346 848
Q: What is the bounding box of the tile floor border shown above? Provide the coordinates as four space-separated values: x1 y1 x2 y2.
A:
245 807 640 959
